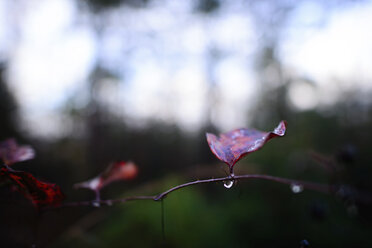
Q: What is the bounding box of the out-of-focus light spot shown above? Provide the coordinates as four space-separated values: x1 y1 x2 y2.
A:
5 0 96 137
182 24 208 54
0 0 11 58
215 58 254 100
213 57 255 130
9 0 372 138
290 1 325 27
288 82 318 111
8 28 96 112
172 66 207 131
22 112 74 139
282 1 372 100
124 60 169 121
21 0 75 43
211 14 254 52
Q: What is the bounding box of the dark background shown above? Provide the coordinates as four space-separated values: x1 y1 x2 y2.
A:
1 0 372 247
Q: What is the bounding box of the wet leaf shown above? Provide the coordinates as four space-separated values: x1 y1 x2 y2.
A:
74 161 138 192
0 139 35 165
206 121 287 171
0 167 65 208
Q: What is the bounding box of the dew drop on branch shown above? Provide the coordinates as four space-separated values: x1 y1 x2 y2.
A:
223 180 234 189
291 183 303 194
92 201 100 207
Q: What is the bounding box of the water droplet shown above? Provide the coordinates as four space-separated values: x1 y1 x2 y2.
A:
106 200 113 206
291 183 303 193
92 201 100 207
223 180 234 189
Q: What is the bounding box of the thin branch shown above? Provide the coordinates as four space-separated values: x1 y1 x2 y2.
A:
155 174 332 200
44 174 334 211
61 195 155 208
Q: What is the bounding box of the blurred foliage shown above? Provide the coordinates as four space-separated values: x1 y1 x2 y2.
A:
0 64 20 140
1 0 372 247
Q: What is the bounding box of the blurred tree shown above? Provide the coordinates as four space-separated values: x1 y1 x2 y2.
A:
195 0 220 13
82 0 149 11
0 63 20 140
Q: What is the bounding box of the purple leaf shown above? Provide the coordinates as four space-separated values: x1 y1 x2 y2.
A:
206 121 287 172
0 139 35 165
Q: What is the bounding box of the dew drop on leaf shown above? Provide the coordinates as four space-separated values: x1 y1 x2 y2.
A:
291 183 303 193
223 180 234 189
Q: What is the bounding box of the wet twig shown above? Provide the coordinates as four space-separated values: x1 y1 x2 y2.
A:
45 174 333 211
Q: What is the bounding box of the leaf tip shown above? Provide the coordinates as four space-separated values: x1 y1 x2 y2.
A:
205 133 216 144
273 120 287 137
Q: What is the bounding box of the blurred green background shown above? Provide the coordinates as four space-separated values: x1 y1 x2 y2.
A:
1 0 372 247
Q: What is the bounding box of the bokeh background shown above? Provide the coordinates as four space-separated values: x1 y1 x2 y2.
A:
1 0 372 247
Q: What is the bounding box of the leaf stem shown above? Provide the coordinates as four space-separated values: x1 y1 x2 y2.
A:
43 174 334 211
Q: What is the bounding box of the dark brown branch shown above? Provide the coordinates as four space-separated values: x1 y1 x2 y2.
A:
61 195 155 208
44 174 334 211
154 174 331 200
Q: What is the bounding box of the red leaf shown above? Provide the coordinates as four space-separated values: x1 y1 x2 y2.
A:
206 121 287 172
0 167 65 208
0 139 35 165
74 161 138 192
